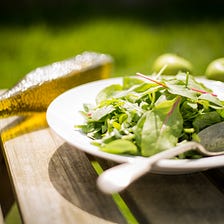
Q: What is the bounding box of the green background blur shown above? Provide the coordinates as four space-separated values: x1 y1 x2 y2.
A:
1 0 224 89
1 0 224 223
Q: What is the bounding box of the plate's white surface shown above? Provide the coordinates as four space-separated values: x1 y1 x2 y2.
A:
46 77 224 174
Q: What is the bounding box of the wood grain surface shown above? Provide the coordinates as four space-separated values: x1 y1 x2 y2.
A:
0 116 126 224
1 99 224 224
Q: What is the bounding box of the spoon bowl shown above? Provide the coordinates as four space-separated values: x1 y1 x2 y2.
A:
97 122 224 194
198 122 224 155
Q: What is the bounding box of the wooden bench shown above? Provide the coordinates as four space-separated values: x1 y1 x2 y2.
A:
1 109 224 223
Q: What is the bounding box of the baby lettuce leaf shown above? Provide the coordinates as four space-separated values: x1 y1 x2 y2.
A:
198 94 223 108
91 105 115 121
100 139 138 155
165 82 198 100
138 97 183 156
122 76 145 89
96 84 122 104
193 111 222 132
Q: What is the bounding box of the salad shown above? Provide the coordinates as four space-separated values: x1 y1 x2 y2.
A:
76 72 224 159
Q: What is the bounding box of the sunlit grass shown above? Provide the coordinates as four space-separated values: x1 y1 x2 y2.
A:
0 18 224 88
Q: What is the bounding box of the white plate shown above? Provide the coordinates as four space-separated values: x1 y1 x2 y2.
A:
47 77 224 174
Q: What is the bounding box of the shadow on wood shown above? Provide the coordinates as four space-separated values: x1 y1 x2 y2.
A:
48 142 126 223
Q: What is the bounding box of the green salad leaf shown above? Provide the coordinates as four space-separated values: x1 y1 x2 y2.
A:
138 97 183 156
76 73 224 158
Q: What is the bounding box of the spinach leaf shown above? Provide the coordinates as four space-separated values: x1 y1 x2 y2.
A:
100 139 138 155
193 111 222 132
139 97 183 156
96 84 122 104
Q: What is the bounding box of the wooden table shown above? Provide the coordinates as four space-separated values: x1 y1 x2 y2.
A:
1 111 224 223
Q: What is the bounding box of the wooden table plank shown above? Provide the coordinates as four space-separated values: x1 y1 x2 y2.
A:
0 116 126 224
120 171 224 224
95 154 224 224
203 168 224 193
0 150 14 217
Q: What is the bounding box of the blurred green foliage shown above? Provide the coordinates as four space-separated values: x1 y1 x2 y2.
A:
0 2 224 88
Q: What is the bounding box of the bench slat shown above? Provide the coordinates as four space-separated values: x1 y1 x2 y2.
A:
0 116 126 224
